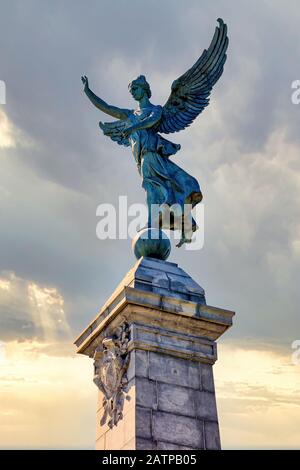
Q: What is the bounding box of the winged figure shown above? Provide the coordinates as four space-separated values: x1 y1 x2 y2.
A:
82 19 228 247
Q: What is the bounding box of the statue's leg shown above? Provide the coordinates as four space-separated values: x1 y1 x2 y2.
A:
145 182 161 228
141 153 165 229
176 214 193 248
174 201 200 247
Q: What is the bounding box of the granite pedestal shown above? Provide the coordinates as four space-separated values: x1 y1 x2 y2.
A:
74 257 234 450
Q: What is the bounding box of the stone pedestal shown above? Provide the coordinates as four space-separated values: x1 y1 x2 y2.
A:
74 257 234 450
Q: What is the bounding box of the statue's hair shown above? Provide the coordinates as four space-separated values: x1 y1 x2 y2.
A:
128 75 152 98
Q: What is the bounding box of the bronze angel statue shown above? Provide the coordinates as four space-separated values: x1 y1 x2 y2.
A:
82 19 228 249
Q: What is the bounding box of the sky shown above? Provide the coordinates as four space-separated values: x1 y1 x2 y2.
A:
0 0 300 449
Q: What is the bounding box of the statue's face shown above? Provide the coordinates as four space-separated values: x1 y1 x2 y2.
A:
129 83 144 101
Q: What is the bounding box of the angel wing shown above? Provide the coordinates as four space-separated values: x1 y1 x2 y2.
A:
99 120 131 147
157 18 228 134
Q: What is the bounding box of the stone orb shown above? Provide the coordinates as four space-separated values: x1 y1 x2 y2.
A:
132 228 171 261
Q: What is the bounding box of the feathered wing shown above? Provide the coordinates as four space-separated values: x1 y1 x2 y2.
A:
99 120 131 147
157 18 228 134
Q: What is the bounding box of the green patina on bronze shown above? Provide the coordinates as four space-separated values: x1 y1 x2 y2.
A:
82 19 228 254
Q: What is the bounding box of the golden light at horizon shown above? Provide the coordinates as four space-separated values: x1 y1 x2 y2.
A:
0 339 299 449
0 111 17 149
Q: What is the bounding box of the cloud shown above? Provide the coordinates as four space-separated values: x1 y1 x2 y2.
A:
0 340 95 449
0 110 33 149
0 111 17 149
0 0 300 448
0 272 71 341
215 341 300 449
0 0 299 344
0 339 299 449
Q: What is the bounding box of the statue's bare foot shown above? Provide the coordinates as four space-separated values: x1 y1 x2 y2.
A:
176 236 192 248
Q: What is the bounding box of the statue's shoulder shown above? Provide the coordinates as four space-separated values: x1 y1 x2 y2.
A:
134 104 162 113
149 104 163 116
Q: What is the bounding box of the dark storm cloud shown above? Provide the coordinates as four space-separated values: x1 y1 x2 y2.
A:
0 0 299 343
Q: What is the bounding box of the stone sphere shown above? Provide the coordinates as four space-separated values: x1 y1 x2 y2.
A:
132 228 171 261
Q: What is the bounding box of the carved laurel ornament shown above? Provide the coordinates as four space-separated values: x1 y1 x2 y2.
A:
93 323 130 428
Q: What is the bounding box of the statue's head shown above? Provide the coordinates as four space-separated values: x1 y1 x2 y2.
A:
128 75 151 101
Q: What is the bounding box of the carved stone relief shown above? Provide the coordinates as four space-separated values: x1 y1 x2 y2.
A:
93 322 130 428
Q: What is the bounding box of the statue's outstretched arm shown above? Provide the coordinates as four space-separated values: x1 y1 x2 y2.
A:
81 76 131 120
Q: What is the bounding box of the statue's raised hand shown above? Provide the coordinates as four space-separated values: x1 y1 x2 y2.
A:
81 75 89 90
